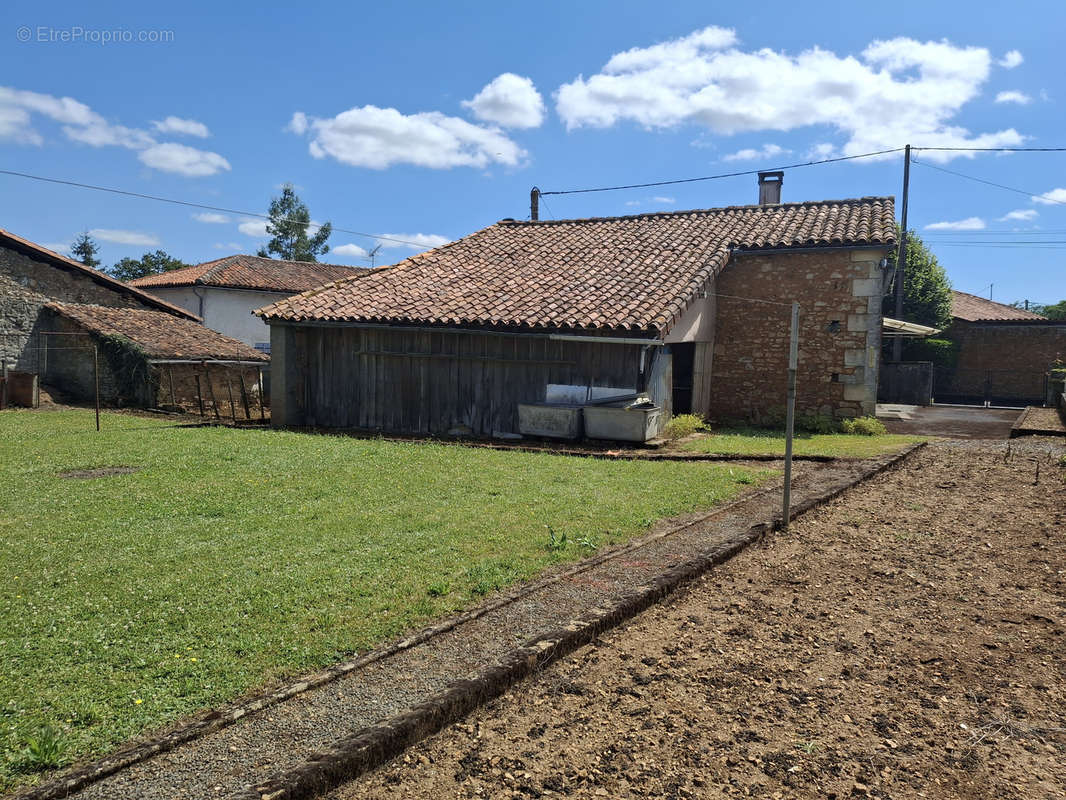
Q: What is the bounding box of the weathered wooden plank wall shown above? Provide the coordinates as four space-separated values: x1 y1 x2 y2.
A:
283 325 645 435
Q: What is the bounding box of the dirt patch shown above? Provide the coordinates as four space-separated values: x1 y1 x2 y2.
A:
59 466 141 479
334 439 1066 800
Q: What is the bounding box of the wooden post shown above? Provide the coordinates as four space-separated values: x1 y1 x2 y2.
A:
167 366 177 408
225 372 237 422
258 368 266 421
238 372 251 420
782 302 799 531
195 373 204 417
892 144 910 362
93 344 100 432
204 363 221 420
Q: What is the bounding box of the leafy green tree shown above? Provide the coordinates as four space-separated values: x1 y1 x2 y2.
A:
256 183 331 262
109 250 189 282
883 228 953 330
1038 300 1066 320
70 232 101 269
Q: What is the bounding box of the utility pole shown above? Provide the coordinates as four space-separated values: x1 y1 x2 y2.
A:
782 301 800 531
530 187 540 221
892 144 910 362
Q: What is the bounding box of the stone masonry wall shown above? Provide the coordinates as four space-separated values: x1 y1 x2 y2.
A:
949 321 1066 374
0 244 153 371
706 248 889 422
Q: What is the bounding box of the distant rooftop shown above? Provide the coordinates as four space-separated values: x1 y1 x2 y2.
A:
951 290 1047 322
130 254 366 294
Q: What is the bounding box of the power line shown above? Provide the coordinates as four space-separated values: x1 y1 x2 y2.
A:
910 158 1066 206
913 146 1066 152
0 168 431 249
538 147 906 196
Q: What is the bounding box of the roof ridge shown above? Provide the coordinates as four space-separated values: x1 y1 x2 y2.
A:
502 196 895 227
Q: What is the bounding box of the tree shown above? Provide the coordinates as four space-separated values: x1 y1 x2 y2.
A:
1038 300 1066 320
256 183 331 262
109 250 189 282
70 232 101 269
883 228 953 330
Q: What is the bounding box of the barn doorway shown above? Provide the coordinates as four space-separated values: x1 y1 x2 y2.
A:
670 342 695 415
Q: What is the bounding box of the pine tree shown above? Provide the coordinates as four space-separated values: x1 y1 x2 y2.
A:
70 232 101 270
256 184 331 262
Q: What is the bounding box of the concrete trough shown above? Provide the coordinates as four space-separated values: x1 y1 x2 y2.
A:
517 403 584 440
584 401 663 442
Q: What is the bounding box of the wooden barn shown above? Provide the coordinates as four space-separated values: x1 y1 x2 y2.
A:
257 191 896 437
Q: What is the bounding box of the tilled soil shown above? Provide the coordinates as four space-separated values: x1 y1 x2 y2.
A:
335 439 1066 800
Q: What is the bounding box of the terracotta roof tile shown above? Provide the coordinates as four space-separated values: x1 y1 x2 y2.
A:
257 198 895 336
951 290 1047 322
130 254 366 293
45 303 269 362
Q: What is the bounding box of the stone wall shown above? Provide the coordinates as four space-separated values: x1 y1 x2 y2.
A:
706 248 890 422
0 244 152 370
156 362 266 419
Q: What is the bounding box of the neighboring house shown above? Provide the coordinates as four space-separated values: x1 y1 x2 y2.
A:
937 290 1066 405
257 185 896 437
130 255 366 350
0 227 267 414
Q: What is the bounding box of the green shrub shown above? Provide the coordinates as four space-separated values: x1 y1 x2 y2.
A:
902 337 960 368
795 413 837 435
663 413 710 440
840 416 887 436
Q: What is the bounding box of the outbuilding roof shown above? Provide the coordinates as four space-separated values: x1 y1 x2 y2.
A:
950 290 1047 322
257 197 895 337
45 302 269 362
130 254 366 293
0 227 200 321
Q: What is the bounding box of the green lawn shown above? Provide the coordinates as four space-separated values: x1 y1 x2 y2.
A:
0 409 769 787
682 427 924 458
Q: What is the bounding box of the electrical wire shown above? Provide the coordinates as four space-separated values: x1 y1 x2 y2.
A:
910 159 1066 206
0 168 432 249
538 147 906 196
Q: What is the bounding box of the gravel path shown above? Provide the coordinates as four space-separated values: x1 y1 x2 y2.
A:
333 438 1065 800
46 455 894 800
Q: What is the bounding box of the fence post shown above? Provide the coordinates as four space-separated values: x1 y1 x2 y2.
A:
94 344 100 432
782 302 800 531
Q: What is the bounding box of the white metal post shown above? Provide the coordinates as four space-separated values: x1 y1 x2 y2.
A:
782 302 800 530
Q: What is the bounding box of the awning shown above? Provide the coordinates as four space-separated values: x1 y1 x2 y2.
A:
882 317 940 338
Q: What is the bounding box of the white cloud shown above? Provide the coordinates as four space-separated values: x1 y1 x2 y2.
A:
995 91 1031 105
652 196 676 204
41 241 71 254
0 86 228 176
625 200 642 207
152 116 210 138
376 233 451 251
997 209 1038 222
999 50 1023 69
924 217 986 230
286 112 309 136
556 29 1024 162
462 73 545 129
1032 188 1066 205
213 242 244 251
138 143 231 176
193 212 230 224
238 218 269 237
332 243 369 259
722 143 790 162
89 228 161 247
289 106 525 170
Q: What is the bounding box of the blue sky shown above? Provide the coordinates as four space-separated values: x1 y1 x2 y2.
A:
1 0 1063 306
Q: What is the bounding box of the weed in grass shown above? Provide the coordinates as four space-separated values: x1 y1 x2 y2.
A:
16 725 69 772
663 413 710 440
839 416 888 436
426 581 450 598
545 525 568 552
795 739 819 755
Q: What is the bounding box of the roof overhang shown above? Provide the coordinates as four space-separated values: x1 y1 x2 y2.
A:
883 317 940 337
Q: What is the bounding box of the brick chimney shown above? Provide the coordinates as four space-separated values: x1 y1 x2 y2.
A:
758 171 783 205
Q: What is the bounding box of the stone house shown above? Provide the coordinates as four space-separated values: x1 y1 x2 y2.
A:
0 227 267 414
130 255 365 350
257 187 896 436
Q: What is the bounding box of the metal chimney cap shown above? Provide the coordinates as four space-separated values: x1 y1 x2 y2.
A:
758 171 784 182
